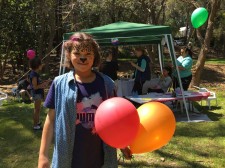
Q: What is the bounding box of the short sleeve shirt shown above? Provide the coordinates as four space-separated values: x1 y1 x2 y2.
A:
29 71 43 94
99 61 118 81
174 56 193 78
134 55 150 81
44 73 106 168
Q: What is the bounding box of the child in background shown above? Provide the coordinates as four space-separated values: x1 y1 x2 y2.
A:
99 50 118 81
29 57 50 130
12 75 32 103
142 66 172 94
38 33 131 168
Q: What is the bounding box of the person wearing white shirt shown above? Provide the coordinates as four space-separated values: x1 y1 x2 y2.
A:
142 66 172 94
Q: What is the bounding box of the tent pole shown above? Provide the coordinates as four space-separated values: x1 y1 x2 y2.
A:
59 41 65 75
158 44 163 72
165 34 190 121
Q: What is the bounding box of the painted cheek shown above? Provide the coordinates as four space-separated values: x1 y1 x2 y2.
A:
90 57 95 65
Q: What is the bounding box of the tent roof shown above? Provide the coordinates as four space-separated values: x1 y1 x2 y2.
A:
63 21 172 45
61 22 191 121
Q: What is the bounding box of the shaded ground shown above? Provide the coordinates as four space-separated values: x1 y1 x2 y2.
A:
200 64 225 86
1 51 225 93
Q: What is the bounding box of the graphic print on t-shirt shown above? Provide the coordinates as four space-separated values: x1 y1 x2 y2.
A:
76 92 103 129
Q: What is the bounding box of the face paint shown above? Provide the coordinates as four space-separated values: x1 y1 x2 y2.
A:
73 41 93 53
80 57 87 63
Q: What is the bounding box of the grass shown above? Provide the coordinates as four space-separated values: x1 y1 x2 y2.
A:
205 58 225 65
0 101 52 168
0 90 225 168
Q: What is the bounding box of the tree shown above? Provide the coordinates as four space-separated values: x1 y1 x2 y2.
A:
180 0 222 86
0 0 36 80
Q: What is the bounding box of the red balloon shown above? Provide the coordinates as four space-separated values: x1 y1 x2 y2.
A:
95 97 140 148
27 50 36 59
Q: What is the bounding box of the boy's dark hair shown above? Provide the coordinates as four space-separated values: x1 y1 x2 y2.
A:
63 32 100 68
183 47 193 58
163 66 172 76
29 57 42 70
103 49 113 58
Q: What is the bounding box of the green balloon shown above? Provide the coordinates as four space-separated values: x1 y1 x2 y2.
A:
191 7 209 28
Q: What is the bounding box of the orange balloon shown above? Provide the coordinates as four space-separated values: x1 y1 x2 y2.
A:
130 102 176 154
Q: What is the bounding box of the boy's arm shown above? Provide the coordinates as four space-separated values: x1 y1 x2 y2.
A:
38 109 55 168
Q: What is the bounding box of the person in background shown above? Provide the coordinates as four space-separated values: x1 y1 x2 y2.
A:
12 75 32 103
29 57 50 130
187 42 192 50
38 33 131 168
99 50 118 81
142 66 172 94
172 47 193 91
130 47 151 95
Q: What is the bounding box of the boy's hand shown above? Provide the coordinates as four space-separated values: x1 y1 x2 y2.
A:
120 147 133 160
130 61 136 67
38 155 50 168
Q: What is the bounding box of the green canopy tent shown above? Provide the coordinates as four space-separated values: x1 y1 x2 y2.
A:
60 21 190 121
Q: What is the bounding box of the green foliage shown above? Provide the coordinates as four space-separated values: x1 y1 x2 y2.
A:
0 0 36 73
0 0 224 82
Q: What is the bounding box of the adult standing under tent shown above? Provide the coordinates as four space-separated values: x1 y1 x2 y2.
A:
172 47 193 91
130 47 151 95
60 21 191 121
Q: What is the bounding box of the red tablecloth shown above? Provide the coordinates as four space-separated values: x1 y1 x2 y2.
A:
177 92 210 101
125 91 210 104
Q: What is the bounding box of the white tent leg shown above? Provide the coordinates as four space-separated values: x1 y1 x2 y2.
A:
158 44 163 72
59 42 66 75
165 34 190 121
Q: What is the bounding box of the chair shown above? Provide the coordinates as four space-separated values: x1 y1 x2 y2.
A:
193 86 218 110
201 91 218 110
0 91 8 106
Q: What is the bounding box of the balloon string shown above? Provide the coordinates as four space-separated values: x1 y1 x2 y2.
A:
17 42 62 82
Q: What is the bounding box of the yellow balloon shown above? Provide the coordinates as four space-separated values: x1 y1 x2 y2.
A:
130 102 176 154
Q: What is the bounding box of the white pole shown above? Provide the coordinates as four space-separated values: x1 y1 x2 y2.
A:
59 42 65 75
165 34 190 121
158 43 163 72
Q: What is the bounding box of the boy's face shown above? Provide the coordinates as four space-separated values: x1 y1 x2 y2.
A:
69 42 95 72
163 69 168 76
107 53 112 60
134 50 143 57
180 49 185 55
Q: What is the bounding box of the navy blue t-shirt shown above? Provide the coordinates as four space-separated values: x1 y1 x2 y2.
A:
29 70 44 95
44 73 106 168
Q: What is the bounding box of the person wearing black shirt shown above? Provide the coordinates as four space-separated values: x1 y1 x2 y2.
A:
99 50 118 81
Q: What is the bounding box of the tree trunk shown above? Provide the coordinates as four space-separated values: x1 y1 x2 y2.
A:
191 0 221 87
0 44 10 81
